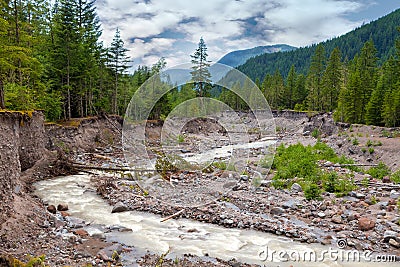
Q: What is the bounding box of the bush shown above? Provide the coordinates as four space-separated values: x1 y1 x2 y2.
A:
390 169 400 183
366 162 390 180
212 160 226 170
368 147 375 154
311 129 320 139
352 138 359 145
304 183 322 200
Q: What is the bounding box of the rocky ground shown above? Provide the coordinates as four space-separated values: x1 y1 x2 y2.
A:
1 111 400 266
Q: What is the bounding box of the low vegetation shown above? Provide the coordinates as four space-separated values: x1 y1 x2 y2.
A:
271 142 356 199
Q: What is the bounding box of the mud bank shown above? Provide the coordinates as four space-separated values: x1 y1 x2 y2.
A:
0 111 45 225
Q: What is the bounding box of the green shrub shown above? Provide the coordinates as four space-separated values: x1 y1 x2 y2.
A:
177 134 185 143
212 160 226 170
390 170 400 183
361 147 367 153
368 147 374 154
304 183 322 200
352 138 359 145
322 172 338 193
311 129 320 138
366 162 390 180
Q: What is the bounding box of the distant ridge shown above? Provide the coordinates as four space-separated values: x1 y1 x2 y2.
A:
237 8 400 80
217 44 296 67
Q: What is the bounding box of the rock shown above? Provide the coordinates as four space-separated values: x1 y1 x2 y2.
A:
317 212 326 218
331 215 342 224
355 193 365 199
358 217 375 231
224 219 234 224
111 202 128 213
97 244 123 262
383 230 398 242
382 176 391 183
291 183 303 193
389 238 400 248
57 203 69 211
390 190 400 199
260 180 272 187
66 216 86 228
240 175 249 181
47 205 57 214
282 199 299 209
74 229 89 237
270 207 285 216
60 211 70 217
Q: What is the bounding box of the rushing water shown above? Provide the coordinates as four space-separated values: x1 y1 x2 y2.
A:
34 175 397 267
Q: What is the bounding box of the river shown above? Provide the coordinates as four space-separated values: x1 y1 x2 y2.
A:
34 174 397 267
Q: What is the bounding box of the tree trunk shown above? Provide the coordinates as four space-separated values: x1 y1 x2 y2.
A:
0 80 5 109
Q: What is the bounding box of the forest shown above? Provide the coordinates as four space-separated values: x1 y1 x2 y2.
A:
0 0 159 120
0 0 399 127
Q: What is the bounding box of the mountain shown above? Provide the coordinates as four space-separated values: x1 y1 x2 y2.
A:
237 8 400 81
217 44 296 67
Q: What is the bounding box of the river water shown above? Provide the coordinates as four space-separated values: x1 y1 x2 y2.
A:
33 175 397 267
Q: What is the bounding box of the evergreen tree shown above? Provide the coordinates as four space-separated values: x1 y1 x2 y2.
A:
322 47 342 111
357 40 378 123
366 57 396 125
190 37 211 97
284 65 296 109
306 44 326 111
108 28 130 114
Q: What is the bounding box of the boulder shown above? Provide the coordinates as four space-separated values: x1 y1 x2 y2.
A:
74 229 89 237
383 230 399 243
111 202 128 213
331 215 342 224
358 217 375 231
291 183 303 193
97 244 123 262
57 203 69 211
270 207 285 216
47 205 56 214
389 238 400 248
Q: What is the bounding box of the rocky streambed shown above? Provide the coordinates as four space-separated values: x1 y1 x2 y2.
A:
34 173 400 267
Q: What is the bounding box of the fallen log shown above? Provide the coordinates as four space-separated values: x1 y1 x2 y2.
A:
70 164 161 172
160 209 185 222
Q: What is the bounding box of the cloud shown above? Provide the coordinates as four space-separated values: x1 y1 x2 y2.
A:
95 0 377 70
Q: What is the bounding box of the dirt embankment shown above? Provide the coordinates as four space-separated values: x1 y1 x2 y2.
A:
0 111 45 226
0 112 124 266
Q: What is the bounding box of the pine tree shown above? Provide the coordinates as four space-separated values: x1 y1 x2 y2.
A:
306 44 326 111
50 0 80 119
284 65 296 109
366 57 396 125
190 37 211 97
108 28 130 114
322 47 342 111
357 40 378 123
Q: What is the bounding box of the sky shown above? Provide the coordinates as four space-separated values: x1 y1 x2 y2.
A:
94 0 400 71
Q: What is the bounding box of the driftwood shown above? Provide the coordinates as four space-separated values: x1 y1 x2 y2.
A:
71 164 159 172
160 209 185 222
333 163 378 167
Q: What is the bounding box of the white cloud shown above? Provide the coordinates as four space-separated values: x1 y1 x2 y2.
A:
94 0 377 70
